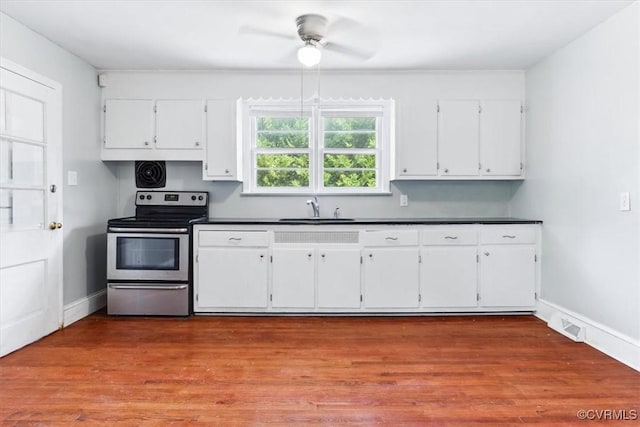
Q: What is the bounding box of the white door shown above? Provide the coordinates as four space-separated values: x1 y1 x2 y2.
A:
0 59 63 357
422 246 478 307
480 100 522 176
317 247 361 309
480 245 536 307
155 100 204 150
104 99 154 149
363 248 420 308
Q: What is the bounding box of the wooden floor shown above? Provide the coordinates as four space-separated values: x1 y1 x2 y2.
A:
1 313 638 425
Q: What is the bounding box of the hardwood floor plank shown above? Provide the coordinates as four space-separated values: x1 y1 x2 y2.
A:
1 314 638 425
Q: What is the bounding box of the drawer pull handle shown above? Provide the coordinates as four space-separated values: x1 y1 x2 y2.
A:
502 235 516 239
229 237 242 241
385 237 399 241
444 236 458 240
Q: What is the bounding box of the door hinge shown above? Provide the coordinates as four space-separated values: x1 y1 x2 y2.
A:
195 254 199 262
534 292 538 300
418 294 422 303
103 138 106 145
477 293 480 302
360 255 363 264
478 105 482 114
196 294 199 302
270 255 273 263
478 163 482 170
521 105 524 114
476 254 479 263
437 104 440 113
360 294 363 302
534 254 538 262
204 104 208 113
153 105 157 113
437 162 440 170
153 136 157 144
270 294 273 302
103 105 106 113
418 255 422 263
204 163 208 171
520 162 524 170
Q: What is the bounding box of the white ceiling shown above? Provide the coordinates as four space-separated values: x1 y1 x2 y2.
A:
0 0 634 71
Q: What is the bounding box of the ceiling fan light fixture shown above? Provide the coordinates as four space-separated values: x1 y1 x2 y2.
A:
297 42 322 67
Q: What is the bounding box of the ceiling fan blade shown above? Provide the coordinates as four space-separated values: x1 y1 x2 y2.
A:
238 25 296 41
322 41 374 61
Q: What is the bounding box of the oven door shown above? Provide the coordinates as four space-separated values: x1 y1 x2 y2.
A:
107 229 189 282
107 282 189 316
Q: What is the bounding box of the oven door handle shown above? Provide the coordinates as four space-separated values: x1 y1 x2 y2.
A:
108 284 189 290
108 227 189 233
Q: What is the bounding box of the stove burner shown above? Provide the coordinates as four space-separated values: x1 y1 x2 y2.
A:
135 161 166 188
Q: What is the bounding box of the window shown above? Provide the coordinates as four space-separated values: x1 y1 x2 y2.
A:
240 99 394 194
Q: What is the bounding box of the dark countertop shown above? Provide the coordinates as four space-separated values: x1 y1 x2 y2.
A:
192 217 542 225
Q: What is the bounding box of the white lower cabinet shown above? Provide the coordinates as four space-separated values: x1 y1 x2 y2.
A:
193 224 539 314
317 248 361 309
271 248 315 308
422 246 478 308
194 230 269 310
478 227 537 308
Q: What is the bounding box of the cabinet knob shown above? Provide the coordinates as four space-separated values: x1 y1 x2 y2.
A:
444 168 449 173
195 141 200 147
321 254 325 258
402 168 407 173
486 168 491 173
484 251 490 256
259 254 264 258
369 253 373 259
224 169 230 174
49 222 62 230
308 253 312 258
144 141 150 146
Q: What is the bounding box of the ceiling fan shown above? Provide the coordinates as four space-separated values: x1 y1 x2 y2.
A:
240 14 373 67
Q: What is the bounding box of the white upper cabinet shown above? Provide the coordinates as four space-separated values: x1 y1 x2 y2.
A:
104 99 154 150
437 100 480 177
394 98 524 180
155 100 204 150
395 100 438 178
480 100 523 177
102 98 205 161
203 99 238 181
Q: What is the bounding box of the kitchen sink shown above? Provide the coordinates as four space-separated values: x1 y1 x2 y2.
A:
278 217 356 222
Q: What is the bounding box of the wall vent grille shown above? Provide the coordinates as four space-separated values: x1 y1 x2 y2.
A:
274 231 359 244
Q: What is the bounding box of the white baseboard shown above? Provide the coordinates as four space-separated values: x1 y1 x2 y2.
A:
63 289 106 327
536 299 640 371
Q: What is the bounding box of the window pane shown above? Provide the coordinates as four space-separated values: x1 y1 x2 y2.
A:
257 154 309 168
0 139 44 186
323 170 376 188
4 91 45 142
257 169 309 187
324 154 376 169
257 117 309 131
324 132 375 149
257 133 309 148
0 189 44 230
324 117 375 131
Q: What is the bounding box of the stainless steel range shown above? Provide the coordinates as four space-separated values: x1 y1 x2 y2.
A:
107 191 208 316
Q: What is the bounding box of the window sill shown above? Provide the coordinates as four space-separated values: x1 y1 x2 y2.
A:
240 191 393 197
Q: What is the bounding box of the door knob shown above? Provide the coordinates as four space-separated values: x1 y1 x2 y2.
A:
49 222 62 230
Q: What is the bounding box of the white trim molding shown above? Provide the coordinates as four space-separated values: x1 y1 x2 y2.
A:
63 289 106 327
536 299 640 372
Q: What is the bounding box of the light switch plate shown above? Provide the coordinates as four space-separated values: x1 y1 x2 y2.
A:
400 194 408 207
67 170 78 186
620 192 630 211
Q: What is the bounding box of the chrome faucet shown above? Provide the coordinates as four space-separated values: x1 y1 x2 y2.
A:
306 196 320 218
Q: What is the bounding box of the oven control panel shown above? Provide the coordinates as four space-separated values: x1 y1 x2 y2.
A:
135 191 209 206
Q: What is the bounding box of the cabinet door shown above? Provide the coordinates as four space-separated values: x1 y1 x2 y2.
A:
272 248 315 308
437 100 479 176
204 99 236 180
104 99 154 149
317 248 361 309
396 100 438 178
196 247 269 309
155 100 204 150
480 100 522 176
363 248 420 308
422 246 478 307
480 245 535 307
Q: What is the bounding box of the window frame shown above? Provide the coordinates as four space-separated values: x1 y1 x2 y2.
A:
240 98 394 195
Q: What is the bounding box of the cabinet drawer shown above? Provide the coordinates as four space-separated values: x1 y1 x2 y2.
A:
422 229 477 245
361 230 419 246
480 228 536 244
199 230 270 247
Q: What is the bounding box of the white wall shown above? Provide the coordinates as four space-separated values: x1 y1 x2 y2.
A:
0 13 118 305
511 2 639 344
103 71 524 219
